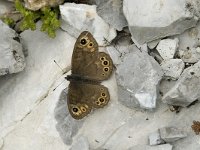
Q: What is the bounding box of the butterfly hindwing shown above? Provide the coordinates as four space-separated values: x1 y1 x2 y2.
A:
67 82 110 119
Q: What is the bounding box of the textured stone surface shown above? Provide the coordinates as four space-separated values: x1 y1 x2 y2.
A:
70 136 89 150
24 0 64 11
162 60 200 107
179 47 200 63
156 39 179 60
2 1 200 150
60 3 116 45
159 127 187 143
0 20 25 76
128 144 173 150
2 77 69 150
0 23 74 144
123 0 198 44
161 59 185 80
148 130 165 146
116 45 163 109
54 87 84 145
95 0 127 31
0 138 3 149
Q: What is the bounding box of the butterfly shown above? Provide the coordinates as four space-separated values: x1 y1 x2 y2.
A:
66 31 114 119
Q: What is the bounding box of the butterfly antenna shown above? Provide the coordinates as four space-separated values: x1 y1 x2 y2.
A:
53 79 66 91
54 60 65 73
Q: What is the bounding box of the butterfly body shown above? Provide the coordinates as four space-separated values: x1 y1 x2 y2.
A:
67 31 113 119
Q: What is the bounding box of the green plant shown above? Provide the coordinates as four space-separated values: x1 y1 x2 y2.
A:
40 7 61 38
1 16 15 27
14 0 60 38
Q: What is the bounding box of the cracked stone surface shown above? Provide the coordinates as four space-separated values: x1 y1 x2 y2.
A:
0 23 74 146
161 59 185 80
116 45 163 109
128 144 173 150
162 60 200 107
156 38 179 60
0 20 25 76
123 0 198 44
2 75 69 150
159 127 187 143
2 1 200 150
60 3 116 45
148 130 165 146
95 0 128 31
69 136 89 150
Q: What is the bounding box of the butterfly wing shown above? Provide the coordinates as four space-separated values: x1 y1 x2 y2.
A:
71 31 113 81
67 82 110 119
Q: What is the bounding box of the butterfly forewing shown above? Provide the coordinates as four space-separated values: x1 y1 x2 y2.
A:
71 31 113 81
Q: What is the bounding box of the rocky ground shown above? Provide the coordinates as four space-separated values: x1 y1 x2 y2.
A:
0 0 200 150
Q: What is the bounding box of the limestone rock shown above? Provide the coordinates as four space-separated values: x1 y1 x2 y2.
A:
148 130 165 146
116 45 163 109
1 76 69 150
159 127 187 143
70 136 89 150
24 0 64 11
156 39 179 60
161 59 185 80
162 60 200 107
59 3 116 45
123 0 198 44
95 0 128 31
0 20 25 76
0 23 74 140
128 144 173 150
179 47 200 63
54 88 84 145
0 138 3 149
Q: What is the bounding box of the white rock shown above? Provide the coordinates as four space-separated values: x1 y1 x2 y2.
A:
159 127 187 143
70 136 89 150
55 87 85 145
175 24 200 52
59 3 116 45
106 45 132 65
161 59 185 80
173 135 200 150
156 38 179 60
148 39 160 49
0 138 3 148
162 60 200 107
2 75 69 150
148 130 165 146
116 45 163 109
174 22 200 63
106 46 122 65
179 47 200 63
0 23 74 139
0 20 25 76
123 0 198 44
128 144 173 150
159 79 177 99
55 82 200 149
95 0 128 31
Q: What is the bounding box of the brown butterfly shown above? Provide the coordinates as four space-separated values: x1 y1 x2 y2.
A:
66 31 113 119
